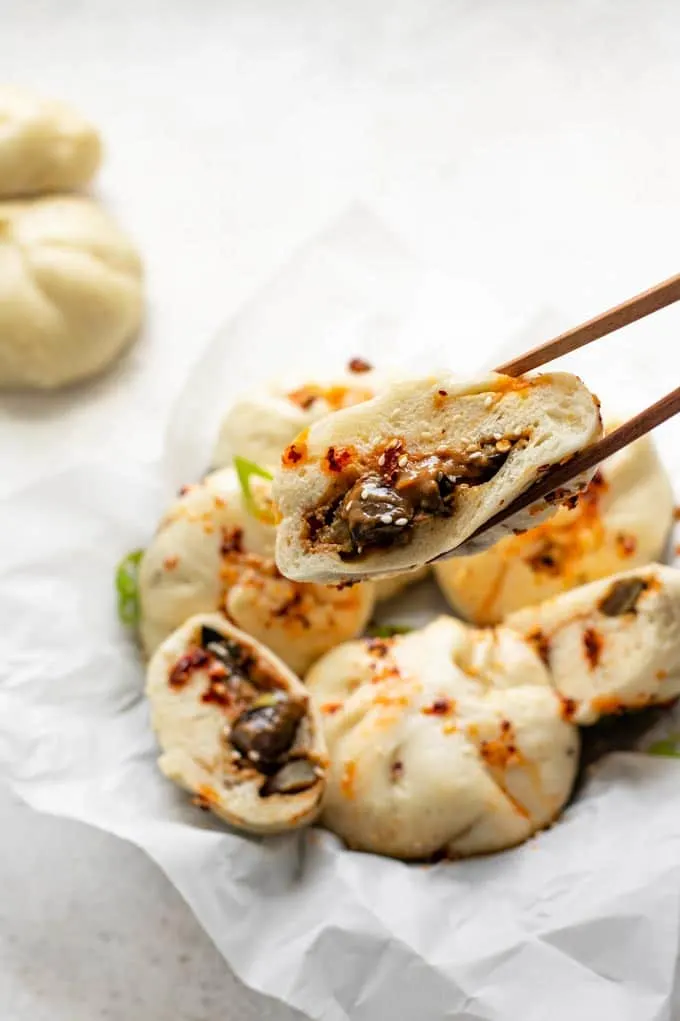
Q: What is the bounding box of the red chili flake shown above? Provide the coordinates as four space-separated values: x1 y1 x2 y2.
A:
390 760 404 781
282 440 307 466
178 484 191 496
526 628 551 666
422 697 454 716
583 628 603 669
169 647 210 688
163 555 179 571
560 696 578 721
220 527 244 556
379 438 405 481
287 385 319 410
438 389 448 396
323 446 353 473
365 637 392 657
500 719 511 734
616 533 637 557
348 357 373 373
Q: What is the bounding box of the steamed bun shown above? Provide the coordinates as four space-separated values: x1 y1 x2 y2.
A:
306 616 579 860
0 86 101 197
506 564 680 725
147 613 327 834
0 195 143 388
139 468 375 675
435 431 673 624
274 371 602 585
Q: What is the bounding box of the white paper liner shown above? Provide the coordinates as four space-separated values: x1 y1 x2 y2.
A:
1 207 680 1021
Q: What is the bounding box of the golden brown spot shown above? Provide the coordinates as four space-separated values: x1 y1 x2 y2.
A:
163 555 179 571
340 760 357 799
220 526 244 556
193 785 218 810
616 533 637 557
321 701 342 715
422 697 455 716
560 697 578 721
656 669 668 681
583 627 604 669
525 627 550 666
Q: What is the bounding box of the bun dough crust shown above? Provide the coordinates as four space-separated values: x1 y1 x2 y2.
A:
0 196 143 388
435 431 674 624
506 564 680 725
0 86 101 197
306 616 579 860
212 366 390 470
275 371 602 584
147 614 328 833
139 468 375 674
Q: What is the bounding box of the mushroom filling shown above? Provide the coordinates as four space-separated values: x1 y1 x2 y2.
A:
305 437 523 557
196 626 319 798
598 578 649 617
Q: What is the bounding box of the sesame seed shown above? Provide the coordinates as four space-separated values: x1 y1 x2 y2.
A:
345 501 353 511
361 487 371 500
395 517 409 526
469 451 484 460
248 750 260 762
484 395 494 407
398 454 408 467
388 439 400 449
380 513 394 524
378 455 386 466
493 432 502 441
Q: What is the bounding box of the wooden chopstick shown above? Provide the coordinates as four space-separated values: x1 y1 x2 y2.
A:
495 272 680 377
427 384 680 562
466 385 680 546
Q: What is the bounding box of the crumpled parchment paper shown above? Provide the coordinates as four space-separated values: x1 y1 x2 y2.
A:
1 208 680 1021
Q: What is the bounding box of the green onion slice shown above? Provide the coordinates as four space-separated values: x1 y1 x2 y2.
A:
233 456 275 524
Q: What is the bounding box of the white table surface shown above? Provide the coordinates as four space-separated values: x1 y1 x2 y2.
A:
2 1 680 1017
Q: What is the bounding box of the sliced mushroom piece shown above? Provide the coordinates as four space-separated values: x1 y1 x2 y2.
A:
260 758 319 796
229 699 306 769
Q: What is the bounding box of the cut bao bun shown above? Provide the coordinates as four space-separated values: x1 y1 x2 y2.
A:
138 468 374 674
274 371 602 585
435 429 674 624
211 363 422 602
306 616 579 860
147 614 328 834
506 564 680 725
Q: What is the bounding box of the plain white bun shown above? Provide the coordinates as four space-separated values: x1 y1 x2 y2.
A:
305 616 579 860
147 613 327 834
0 86 101 197
0 195 143 388
435 429 673 623
506 564 680 724
138 468 375 674
275 371 602 584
